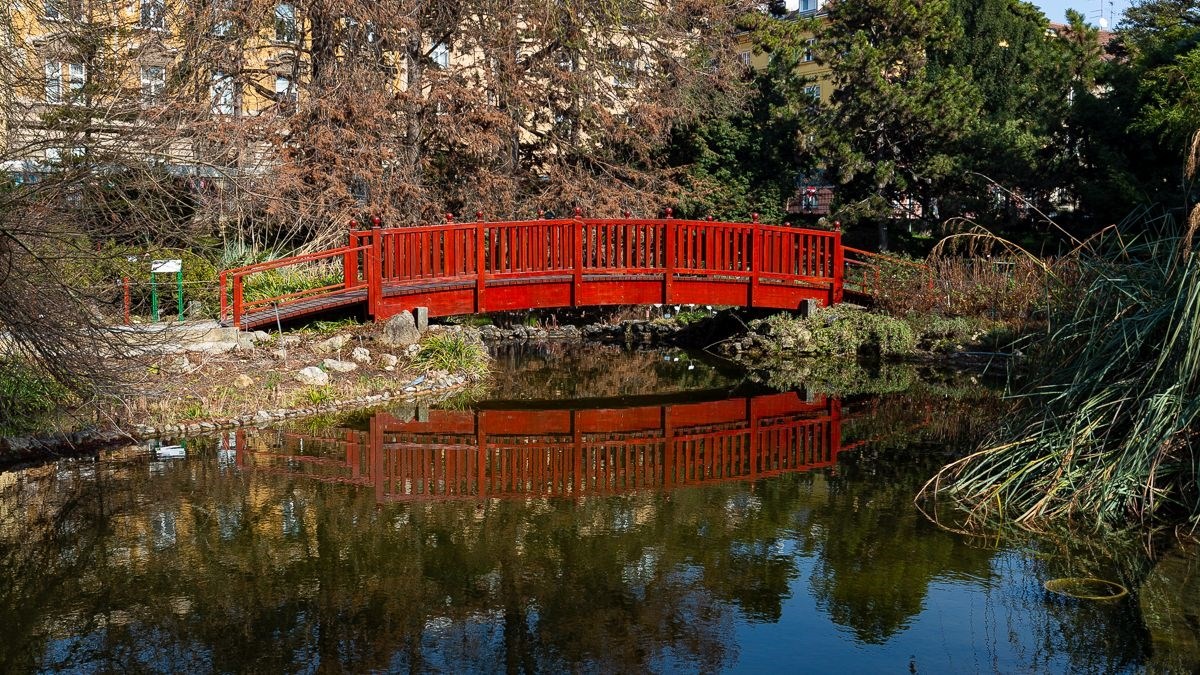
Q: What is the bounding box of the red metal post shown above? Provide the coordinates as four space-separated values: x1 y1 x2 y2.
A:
664 217 675 304
475 220 486 312
750 222 761 308
368 227 383 319
123 277 132 325
573 215 584 306
832 229 845 304
232 274 244 328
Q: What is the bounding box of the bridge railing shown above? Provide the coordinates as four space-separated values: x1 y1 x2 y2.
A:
219 244 371 327
219 215 862 327
841 246 933 297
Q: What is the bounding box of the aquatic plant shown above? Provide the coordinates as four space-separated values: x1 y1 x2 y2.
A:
922 210 1200 528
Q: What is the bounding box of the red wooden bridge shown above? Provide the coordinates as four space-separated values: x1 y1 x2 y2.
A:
231 391 848 502
219 214 891 330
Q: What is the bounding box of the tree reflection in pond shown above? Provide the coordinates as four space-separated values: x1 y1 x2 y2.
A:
0 376 1190 672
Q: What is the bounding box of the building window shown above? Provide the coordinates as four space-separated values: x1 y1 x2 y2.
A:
803 38 816 62
799 0 822 13
431 42 449 69
211 0 232 36
140 0 165 29
275 75 296 103
44 0 77 21
45 61 62 103
737 51 751 67
804 84 821 100
614 60 638 88
211 71 235 115
68 63 85 94
141 65 165 100
274 4 297 42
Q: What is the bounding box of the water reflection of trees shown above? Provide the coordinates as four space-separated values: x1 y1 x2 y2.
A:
0 381 1185 672
487 343 738 400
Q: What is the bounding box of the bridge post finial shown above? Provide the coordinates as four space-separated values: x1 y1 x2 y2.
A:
538 209 544 219
834 220 842 231
476 211 483 222
445 213 454 223
371 215 381 228
349 219 358 229
665 207 673 219
574 206 582 219
752 213 759 223
706 215 713 222
624 210 631 219
784 222 791 227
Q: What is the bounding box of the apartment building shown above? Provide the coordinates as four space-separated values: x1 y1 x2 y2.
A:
1 2 767 227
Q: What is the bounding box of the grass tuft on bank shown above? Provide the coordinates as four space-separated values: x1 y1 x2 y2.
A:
412 334 491 378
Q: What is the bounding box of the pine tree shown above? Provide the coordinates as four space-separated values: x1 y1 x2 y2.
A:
816 0 981 245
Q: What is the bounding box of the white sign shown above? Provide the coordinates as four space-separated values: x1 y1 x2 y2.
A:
151 259 182 274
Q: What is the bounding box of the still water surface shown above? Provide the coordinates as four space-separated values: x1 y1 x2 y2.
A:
1 345 1197 673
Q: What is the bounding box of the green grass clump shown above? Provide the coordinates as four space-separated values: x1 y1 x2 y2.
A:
412 335 491 378
243 266 344 304
760 309 917 357
924 213 1200 529
0 360 71 435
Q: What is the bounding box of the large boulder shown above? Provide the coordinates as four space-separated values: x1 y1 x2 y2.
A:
382 311 421 347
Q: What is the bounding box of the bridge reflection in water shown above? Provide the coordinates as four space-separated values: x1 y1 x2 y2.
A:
234 391 845 502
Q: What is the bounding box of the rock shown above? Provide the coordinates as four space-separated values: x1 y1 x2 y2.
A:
254 410 273 422
414 306 429 332
406 343 421 356
295 366 330 386
271 348 288 360
382 311 421 347
186 341 237 354
314 334 351 354
351 346 371 363
252 331 272 343
236 337 256 351
197 326 240 343
380 354 399 369
280 335 301 346
322 358 358 373
186 300 206 319
166 355 192 374
233 374 254 389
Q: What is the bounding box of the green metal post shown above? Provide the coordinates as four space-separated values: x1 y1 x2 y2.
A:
150 275 159 322
177 269 184 321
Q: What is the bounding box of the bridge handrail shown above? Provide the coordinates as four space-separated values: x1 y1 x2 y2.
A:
842 246 934 293
219 216 859 327
219 244 371 325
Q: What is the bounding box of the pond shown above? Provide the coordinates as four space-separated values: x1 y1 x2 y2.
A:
1 344 1197 673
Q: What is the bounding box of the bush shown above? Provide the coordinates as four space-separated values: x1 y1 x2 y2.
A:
758 308 917 357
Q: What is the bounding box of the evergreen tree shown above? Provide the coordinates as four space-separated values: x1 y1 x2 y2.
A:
815 0 981 246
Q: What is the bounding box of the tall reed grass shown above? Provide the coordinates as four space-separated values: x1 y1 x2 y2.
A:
921 210 1200 529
